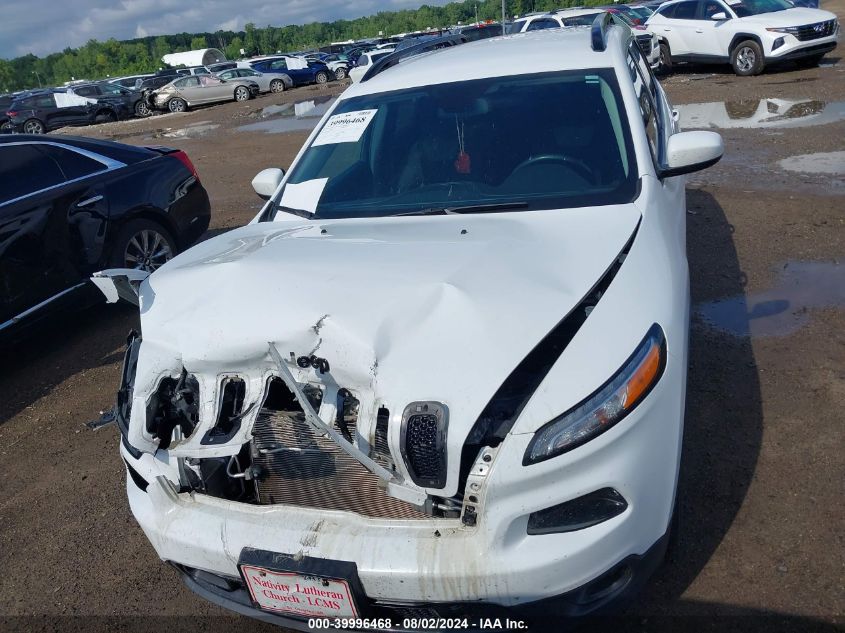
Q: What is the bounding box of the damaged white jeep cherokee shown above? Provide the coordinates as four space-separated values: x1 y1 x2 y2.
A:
97 16 723 629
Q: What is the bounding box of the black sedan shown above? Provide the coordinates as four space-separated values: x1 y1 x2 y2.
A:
0 134 210 333
5 90 121 134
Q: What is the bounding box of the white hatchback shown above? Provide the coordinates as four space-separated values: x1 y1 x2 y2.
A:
98 17 723 629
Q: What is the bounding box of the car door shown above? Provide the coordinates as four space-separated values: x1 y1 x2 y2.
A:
198 75 231 103
174 76 202 104
0 143 110 325
690 0 734 57
240 69 270 92
61 88 100 127
651 0 701 55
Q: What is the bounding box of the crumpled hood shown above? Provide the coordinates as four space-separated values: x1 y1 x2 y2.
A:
139 205 640 494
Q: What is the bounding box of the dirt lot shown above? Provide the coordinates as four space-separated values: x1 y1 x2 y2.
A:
1 10 844 633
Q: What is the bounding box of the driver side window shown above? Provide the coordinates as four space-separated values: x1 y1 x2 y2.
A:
700 0 727 18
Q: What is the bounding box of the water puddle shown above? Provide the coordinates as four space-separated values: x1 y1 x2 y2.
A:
779 151 845 175
696 261 845 338
238 96 336 134
146 121 220 139
676 98 845 129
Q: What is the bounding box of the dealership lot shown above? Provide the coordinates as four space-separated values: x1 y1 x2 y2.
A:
1 23 844 633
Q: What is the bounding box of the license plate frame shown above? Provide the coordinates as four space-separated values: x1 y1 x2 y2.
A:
238 548 366 619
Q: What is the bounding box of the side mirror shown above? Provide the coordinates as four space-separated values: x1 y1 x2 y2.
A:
710 11 728 20
252 168 286 200
660 131 723 178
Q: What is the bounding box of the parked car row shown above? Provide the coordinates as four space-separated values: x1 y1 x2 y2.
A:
509 0 838 75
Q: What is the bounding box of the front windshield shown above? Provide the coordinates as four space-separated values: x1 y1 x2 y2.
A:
272 69 637 220
728 0 792 16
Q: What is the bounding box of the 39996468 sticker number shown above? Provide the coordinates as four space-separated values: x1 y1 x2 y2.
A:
307 617 473 630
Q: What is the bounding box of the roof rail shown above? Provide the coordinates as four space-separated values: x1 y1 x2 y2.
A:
361 33 468 83
591 11 629 52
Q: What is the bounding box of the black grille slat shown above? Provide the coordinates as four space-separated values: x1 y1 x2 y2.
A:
794 20 836 41
635 34 652 56
406 415 441 480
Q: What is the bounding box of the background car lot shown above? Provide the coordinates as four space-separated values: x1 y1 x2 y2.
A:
0 9 843 633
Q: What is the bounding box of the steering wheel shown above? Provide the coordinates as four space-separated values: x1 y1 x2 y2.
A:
511 154 598 185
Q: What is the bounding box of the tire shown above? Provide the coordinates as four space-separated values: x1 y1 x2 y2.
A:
23 118 45 134
110 218 177 273
731 40 764 76
234 86 250 102
0 121 11 133
334 66 347 80
658 42 673 74
315 71 328 85
168 98 187 113
134 100 152 117
270 78 285 93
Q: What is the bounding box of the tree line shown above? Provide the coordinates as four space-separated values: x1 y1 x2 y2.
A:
0 0 603 91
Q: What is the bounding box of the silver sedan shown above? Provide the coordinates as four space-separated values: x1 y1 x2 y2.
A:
215 68 293 94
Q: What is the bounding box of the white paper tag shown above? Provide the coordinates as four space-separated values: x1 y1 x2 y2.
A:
279 178 328 214
312 109 377 146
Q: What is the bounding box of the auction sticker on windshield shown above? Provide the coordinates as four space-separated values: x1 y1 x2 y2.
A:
241 565 359 617
312 109 377 146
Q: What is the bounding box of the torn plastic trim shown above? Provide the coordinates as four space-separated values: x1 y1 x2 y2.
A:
91 268 150 306
267 343 427 507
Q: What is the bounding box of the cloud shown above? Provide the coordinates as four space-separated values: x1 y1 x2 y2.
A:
0 0 451 59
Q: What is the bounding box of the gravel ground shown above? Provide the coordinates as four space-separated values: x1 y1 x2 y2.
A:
1 8 843 632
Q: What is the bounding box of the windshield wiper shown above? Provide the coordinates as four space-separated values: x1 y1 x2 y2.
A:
273 203 313 218
392 202 529 216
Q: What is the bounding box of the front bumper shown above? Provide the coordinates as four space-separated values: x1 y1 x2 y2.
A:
120 339 683 618
174 529 669 630
765 29 838 61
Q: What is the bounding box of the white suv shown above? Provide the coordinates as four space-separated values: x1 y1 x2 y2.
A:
96 17 722 628
647 0 839 75
512 9 662 67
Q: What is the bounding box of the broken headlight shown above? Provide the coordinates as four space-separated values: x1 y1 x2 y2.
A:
523 324 666 465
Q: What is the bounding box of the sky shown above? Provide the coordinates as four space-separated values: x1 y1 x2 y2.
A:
0 0 450 59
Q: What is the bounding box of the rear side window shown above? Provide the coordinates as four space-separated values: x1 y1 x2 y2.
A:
38 145 106 180
22 94 55 109
672 1 699 18
527 18 561 30
270 60 288 70
0 145 65 201
74 86 99 97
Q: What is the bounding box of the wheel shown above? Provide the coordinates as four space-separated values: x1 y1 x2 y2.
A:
334 66 347 80
731 40 764 76
134 100 151 117
796 53 824 68
234 86 250 102
659 42 673 74
270 78 285 93
315 71 328 84
95 110 117 124
23 118 45 134
110 219 177 273
168 98 187 113
0 121 12 133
